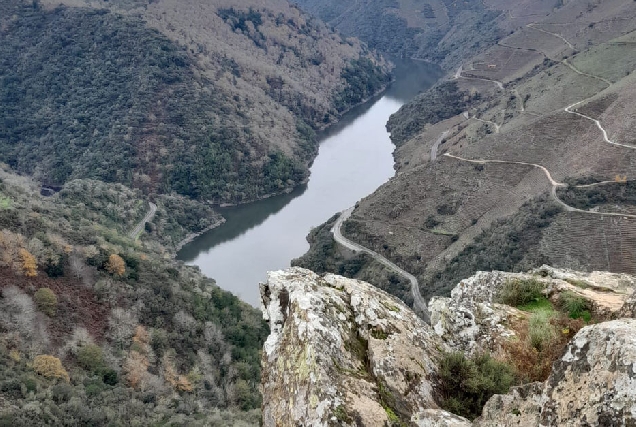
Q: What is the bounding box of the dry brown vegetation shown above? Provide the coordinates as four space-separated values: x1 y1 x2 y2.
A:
0 166 265 425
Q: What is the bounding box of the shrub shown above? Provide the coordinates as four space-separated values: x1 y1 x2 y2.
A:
105 254 126 277
528 311 555 351
32 355 69 382
77 344 103 371
22 376 37 393
439 352 515 420
19 248 38 277
496 278 545 307
558 291 591 322
33 288 57 316
99 368 118 386
504 315 584 382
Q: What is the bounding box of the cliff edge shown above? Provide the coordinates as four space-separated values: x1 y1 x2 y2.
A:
260 267 636 426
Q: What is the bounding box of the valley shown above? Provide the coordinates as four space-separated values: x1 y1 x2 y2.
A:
296 0 636 306
1 0 636 424
177 59 442 306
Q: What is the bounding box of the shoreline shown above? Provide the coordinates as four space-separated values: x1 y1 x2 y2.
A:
208 80 395 209
172 217 227 255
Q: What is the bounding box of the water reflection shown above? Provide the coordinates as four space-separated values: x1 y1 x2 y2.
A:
177 59 442 306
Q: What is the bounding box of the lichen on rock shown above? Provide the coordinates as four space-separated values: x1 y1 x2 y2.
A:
260 267 452 426
261 266 636 426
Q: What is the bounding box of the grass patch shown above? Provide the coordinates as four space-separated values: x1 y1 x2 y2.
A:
558 291 592 322
564 278 591 289
517 296 554 314
496 278 545 307
528 311 556 352
0 196 12 209
370 327 390 340
333 405 352 423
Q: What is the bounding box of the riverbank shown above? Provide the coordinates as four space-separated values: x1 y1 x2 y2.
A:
176 58 442 307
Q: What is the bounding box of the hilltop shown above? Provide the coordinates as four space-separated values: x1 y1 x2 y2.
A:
292 0 562 69
0 0 390 204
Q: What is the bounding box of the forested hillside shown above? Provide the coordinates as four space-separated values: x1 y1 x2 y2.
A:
0 0 390 204
0 165 266 425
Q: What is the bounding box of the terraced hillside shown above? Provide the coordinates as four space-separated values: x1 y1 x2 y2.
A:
0 0 389 204
293 0 562 68
296 1 636 304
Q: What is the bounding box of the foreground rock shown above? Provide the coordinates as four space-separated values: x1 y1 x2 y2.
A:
428 265 636 356
260 267 636 426
476 319 636 426
260 267 461 426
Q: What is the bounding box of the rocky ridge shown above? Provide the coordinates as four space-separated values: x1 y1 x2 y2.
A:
260 266 636 426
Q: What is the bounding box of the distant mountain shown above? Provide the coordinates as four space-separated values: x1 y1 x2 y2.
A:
293 0 561 68
0 0 390 204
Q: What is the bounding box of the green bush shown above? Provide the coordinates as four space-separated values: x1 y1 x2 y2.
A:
559 291 592 322
528 311 555 351
77 344 103 372
33 288 58 317
99 368 118 386
22 376 37 394
439 352 515 420
496 278 545 307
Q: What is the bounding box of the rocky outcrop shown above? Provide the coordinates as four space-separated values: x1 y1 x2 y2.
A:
260 267 636 426
260 267 463 427
428 270 524 357
476 320 636 426
428 266 636 356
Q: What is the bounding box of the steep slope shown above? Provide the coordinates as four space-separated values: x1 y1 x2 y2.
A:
296 1 636 306
293 0 561 68
0 165 267 425
0 0 389 204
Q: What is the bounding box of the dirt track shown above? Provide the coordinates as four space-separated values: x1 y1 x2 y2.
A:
128 202 157 239
331 207 431 321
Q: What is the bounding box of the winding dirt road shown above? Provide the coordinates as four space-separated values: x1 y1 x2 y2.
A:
331 207 431 321
527 23 574 50
443 153 636 220
129 202 157 239
431 130 450 161
454 64 504 90
565 100 636 150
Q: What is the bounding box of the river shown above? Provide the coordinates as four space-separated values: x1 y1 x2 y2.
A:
177 59 442 306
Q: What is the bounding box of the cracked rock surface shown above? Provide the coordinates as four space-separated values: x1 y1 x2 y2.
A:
260 267 460 427
261 267 636 426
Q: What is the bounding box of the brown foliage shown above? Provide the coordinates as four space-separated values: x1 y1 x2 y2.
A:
33 355 70 382
106 254 125 277
132 325 150 346
0 267 110 343
503 315 584 382
163 353 193 393
123 350 149 390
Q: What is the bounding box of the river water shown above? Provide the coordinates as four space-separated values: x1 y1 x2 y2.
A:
177 59 442 306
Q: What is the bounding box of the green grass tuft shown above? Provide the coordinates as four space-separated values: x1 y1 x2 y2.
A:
0 195 12 209
559 291 592 322
497 278 546 307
